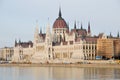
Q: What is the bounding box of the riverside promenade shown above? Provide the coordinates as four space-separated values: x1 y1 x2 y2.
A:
0 63 120 69
0 60 120 68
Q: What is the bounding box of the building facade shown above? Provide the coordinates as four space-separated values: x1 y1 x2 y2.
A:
1 8 120 63
0 47 14 61
30 8 97 63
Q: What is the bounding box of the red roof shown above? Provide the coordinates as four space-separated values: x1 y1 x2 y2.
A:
53 17 67 28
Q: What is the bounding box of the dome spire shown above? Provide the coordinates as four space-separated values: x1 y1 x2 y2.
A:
59 7 62 18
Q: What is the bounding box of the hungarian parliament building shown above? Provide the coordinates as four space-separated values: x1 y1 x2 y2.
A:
0 8 120 63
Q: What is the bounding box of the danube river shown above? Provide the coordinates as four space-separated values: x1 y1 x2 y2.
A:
0 66 120 80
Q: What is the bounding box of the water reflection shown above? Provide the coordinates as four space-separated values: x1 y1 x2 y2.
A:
0 66 120 80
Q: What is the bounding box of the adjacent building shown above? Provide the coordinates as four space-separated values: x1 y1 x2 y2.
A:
97 33 120 59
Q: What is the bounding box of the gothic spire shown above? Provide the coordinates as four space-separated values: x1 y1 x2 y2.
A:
19 39 21 46
15 39 17 47
81 22 83 29
59 7 62 18
110 32 112 38
88 22 91 33
74 21 76 29
67 22 69 29
117 31 119 38
35 20 39 34
40 27 42 34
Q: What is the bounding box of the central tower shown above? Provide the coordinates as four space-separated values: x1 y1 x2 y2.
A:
52 8 68 43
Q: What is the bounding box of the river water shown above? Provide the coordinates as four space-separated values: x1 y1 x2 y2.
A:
0 66 120 80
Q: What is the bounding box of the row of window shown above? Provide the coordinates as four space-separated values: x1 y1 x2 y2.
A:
83 45 96 50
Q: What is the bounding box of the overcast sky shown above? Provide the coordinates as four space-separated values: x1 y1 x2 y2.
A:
0 0 120 48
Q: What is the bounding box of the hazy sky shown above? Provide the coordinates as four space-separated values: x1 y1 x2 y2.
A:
0 0 120 48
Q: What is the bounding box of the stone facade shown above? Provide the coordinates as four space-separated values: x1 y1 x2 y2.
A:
0 9 97 63
29 9 97 63
0 47 14 61
1 8 120 63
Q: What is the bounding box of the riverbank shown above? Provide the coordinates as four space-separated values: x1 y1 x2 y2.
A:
0 63 120 68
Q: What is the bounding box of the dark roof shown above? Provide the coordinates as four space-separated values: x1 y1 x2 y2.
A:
15 41 33 48
39 33 46 41
52 42 61 46
71 29 87 36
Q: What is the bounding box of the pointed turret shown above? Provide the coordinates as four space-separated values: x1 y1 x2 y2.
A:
34 20 39 44
15 39 17 47
67 22 69 29
19 39 21 46
74 21 76 29
81 22 83 29
117 31 119 38
35 20 39 34
87 22 91 36
88 22 91 33
46 23 52 45
110 32 112 38
40 27 42 34
19 39 21 44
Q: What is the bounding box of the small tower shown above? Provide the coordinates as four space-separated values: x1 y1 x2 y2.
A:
46 23 52 45
45 23 52 59
81 22 83 30
15 39 17 47
19 39 21 46
40 27 42 34
109 32 112 38
74 21 76 29
87 22 91 36
34 21 39 44
117 31 119 38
